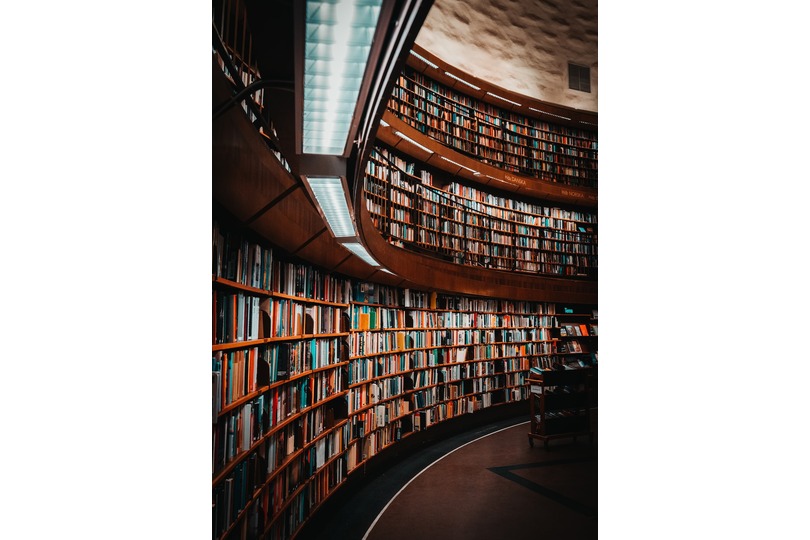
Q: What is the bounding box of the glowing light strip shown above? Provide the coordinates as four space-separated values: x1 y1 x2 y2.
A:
440 156 480 175
486 91 521 107
529 106 572 121
394 130 434 153
409 50 438 69
303 176 356 238
444 71 480 90
343 242 380 266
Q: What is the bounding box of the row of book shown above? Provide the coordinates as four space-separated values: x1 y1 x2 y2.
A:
269 299 348 338
352 314 554 337
378 221 597 271
371 219 596 269
212 383 343 473
213 445 348 540
351 332 557 359
390 68 597 181
559 323 598 337
213 348 265 415
347 353 533 388
393 84 475 121
214 293 350 346
213 223 353 304
212 339 347 412
349 377 412 412
369 149 598 230
370 147 433 185
213 292 262 344
352 398 412 431
445 181 597 224
387 106 598 187
558 340 586 354
363 153 598 274
398 69 597 144
342 384 533 472
212 219 597 540
346 419 410 469
350 327 557 357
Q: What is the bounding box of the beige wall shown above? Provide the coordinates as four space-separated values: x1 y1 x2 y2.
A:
414 0 597 112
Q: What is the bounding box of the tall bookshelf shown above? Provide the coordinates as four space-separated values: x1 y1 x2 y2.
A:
213 5 598 534
388 63 598 188
364 144 598 277
345 283 559 468
212 221 352 540
211 219 595 539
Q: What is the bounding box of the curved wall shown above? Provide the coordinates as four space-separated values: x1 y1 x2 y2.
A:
414 0 598 111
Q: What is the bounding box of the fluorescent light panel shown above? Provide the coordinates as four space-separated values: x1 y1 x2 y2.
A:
440 155 479 175
444 71 480 91
343 242 380 266
486 91 521 107
303 176 356 237
409 50 438 69
394 130 434 153
379 119 389 127
303 0 383 154
529 106 571 121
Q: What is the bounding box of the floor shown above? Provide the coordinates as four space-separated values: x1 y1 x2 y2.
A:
301 410 597 540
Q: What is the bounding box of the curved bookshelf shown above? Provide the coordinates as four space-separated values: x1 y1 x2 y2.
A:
388 49 598 188
211 218 596 539
364 144 598 278
213 9 598 538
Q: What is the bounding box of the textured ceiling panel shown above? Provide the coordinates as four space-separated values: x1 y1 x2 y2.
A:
415 0 597 111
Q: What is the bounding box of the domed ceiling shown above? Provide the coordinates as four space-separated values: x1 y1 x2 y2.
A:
413 0 597 112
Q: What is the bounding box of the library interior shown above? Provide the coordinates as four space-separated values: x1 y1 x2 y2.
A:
212 0 598 538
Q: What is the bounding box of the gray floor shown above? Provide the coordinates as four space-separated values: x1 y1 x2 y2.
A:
301 410 597 540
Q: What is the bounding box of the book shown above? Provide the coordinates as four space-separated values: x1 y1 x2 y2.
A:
213 370 222 423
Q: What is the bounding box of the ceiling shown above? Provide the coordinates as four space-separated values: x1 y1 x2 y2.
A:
414 0 598 112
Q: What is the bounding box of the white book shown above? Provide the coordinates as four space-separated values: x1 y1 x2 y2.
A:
456 347 467 363
316 439 326 469
251 297 260 340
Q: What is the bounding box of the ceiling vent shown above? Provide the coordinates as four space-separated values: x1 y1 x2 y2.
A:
568 63 591 93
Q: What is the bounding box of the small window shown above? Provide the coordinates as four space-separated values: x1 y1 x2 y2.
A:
568 63 591 93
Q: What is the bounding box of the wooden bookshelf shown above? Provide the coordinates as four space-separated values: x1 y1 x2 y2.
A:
213 3 599 534
528 304 597 448
553 306 598 363
212 218 353 540
387 61 598 188
343 282 568 469
364 144 597 278
527 366 595 449
212 217 597 539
